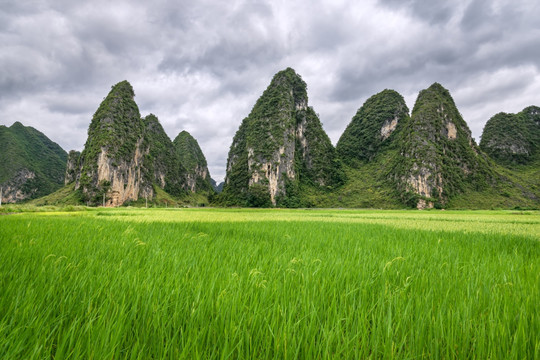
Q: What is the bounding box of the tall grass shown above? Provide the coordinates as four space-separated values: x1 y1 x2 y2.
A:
0 209 538 359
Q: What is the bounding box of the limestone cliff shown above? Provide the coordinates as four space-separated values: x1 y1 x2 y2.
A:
392 83 493 208
75 81 152 206
142 114 187 197
173 131 213 193
222 68 343 206
64 150 81 185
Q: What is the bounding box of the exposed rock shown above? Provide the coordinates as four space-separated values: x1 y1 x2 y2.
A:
1 169 36 203
337 89 409 165
64 150 81 185
0 122 67 202
381 117 398 140
173 130 213 193
393 83 493 207
223 68 343 206
480 106 540 165
445 121 457 140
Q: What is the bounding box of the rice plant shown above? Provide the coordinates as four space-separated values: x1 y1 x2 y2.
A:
0 209 538 359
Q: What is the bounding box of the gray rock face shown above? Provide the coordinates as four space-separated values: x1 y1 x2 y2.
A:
224 68 343 206
394 83 492 207
1 168 36 203
64 150 81 185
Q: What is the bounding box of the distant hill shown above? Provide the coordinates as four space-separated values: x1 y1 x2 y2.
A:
0 122 67 203
173 131 213 193
7 75 539 209
210 178 224 193
480 106 540 165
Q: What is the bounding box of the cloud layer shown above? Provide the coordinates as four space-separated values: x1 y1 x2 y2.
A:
1 0 539 181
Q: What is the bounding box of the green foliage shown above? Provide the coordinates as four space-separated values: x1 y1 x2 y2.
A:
173 130 213 192
222 68 343 207
0 122 67 201
246 183 272 207
0 209 538 358
480 106 540 165
143 114 188 197
78 80 145 202
391 83 495 205
337 89 409 165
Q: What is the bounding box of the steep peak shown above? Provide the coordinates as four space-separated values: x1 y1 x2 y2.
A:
174 130 195 143
173 130 212 192
337 88 409 165
393 83 491 208
426 82 447 92
109 80 135 98
10 121 25 129
521 105 540 126
173 130 207 168
269 67 308 103
143 114 166 133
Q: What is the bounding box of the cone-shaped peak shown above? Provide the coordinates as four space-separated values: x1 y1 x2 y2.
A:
173 130 212 192
173 130 208 171
337 89 409 165
223 68 343 207
480 105 540 165
393 83 492 208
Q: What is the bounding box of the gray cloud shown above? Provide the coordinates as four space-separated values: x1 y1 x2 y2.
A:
1 0 539 182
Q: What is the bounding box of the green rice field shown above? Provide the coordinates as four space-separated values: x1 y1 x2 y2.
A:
1 208 539 359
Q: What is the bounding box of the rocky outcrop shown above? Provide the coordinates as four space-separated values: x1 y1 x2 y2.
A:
0 122 67 202
173 131 212 193
64 150 80 185
1 169 36 203
72 81 213 206
337 89 409 165
480 106 540 165
223 68 343 206
75 81 152 206
393 83 493 208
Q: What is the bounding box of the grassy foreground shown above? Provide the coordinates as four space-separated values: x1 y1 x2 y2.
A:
0 208 538 359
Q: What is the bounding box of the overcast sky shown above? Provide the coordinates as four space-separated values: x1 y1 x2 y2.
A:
1 0 539 181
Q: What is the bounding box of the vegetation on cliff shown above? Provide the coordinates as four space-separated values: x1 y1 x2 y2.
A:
76 80 148 204
143 114 187 197
391 83 494 207
0 122 67 202
337 89 409 165
480 106 540 165
222 68 344 207
173 131 213 193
